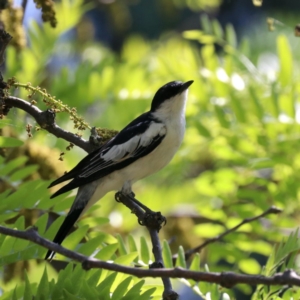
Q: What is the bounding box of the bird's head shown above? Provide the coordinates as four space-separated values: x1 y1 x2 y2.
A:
150 80 194 112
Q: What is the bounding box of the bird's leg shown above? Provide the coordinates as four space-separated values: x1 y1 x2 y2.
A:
115 191 166 231
126 192 167 231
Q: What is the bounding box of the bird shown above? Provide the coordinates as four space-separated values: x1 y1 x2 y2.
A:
45 80 194 260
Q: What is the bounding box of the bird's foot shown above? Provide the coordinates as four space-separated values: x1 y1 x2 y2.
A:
115 191 167 231
149 261 164 269
138 211 167 231
115 191 135 202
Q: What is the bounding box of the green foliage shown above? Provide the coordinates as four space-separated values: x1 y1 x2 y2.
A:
2 1 300 299
0 137 23 147
252 229 300 300
0 264 155 300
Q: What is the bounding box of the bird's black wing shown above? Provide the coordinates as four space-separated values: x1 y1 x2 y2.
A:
49 112 166 198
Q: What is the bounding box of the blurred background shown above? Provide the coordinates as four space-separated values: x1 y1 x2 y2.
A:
2 0 300 299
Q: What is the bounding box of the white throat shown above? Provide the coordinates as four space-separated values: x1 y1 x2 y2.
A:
152 89 188 122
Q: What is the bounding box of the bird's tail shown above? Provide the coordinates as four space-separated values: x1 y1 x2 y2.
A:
45 183 99 261
45 207 83 260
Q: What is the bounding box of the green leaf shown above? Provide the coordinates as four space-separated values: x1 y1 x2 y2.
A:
176 245 186 268
34 213 49 235
0 156 28 176
210 284 222 300
23 270 33 300
78 235 106 256
140 236 150 264
0 235 16 256
212 20 223 39
9 165 39 181
52 264 73 299
63 224 89 252
239 258 261 274
62 288 80 300
80 280 99 299
226 24 237 48
162 240 173 268
249 86 264 120
0 179 48 211
116 234 127 255
270 83 280 118
182 30 204 41
189 253 201 271
214 106 230 128
12 287 18 300
188 253 201 286
194 120 211 138
277 35 292 86
138 287 156 300
114 252 138 266
123 280 145 299
23 271 33 300
111 277 132 300
35 267 49 299
0 118 13 128
86 269 102 287
43 216 64 240
97 272 117 297
128 234 138 254
200 14 212 34
230 92 246 123
0 136 23 147
95 243 118 260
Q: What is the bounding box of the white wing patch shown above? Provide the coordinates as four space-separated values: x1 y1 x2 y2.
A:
102 122 166 161
79 122 166 178
103 135 140 161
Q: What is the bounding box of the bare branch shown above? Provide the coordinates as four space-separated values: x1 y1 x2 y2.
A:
0 224 299 288
1 96 97 153
174 206 282 263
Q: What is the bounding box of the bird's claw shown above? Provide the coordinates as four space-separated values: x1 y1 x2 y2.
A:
115 191 122 202
138 211 167 231
115 191 167 231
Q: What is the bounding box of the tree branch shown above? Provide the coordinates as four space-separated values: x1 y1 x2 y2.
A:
173 206 282 263
0 224 299 288
1 96 96 153
115 192 178 299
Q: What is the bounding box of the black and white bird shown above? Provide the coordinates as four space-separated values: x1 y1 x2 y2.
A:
45 80 193 260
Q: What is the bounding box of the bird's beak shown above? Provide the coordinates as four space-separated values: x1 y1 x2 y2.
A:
179 80 194 92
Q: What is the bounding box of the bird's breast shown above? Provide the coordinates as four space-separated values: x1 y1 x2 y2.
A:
119 116 186 183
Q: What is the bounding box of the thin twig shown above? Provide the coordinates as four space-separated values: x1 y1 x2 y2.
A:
148 228 178 299
173 206 282 263
0 225 299 288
